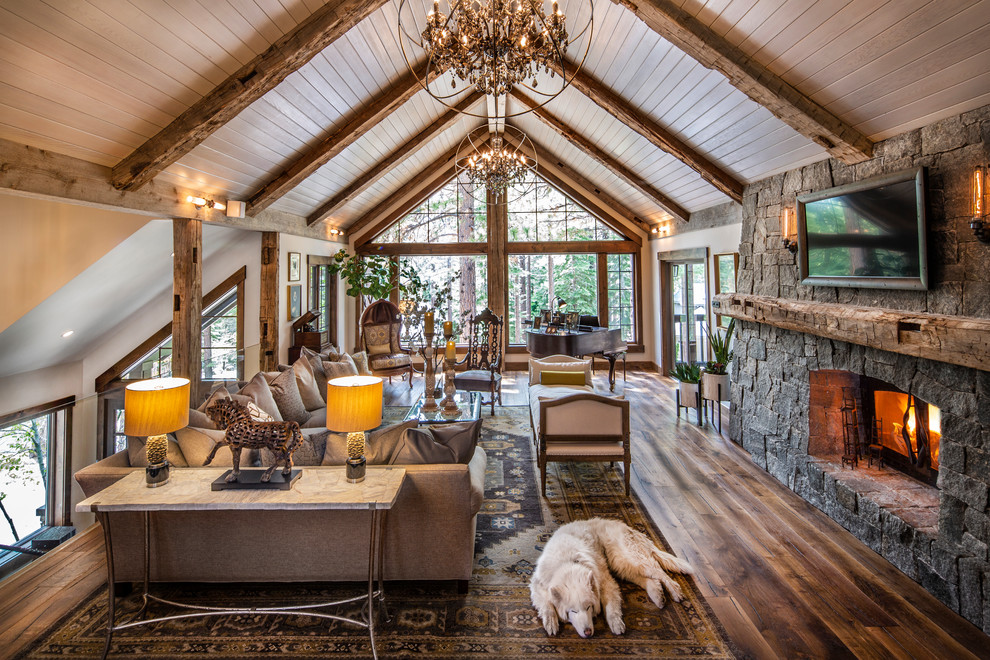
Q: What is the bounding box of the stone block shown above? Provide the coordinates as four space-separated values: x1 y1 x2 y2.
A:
940 440 965 472
912 371 977 418
749 337 766 361
942 413 986 449
938 468 989 511
882 533 919 579
939 494 966 544
922 115 968 154
927 282 963 316
963 281 990 317
878 129 921 160
962 532 989 561
931 540 962 582
964 447 990 482
917 560 960 612
834 480 858 513
802 160 834 192
963 508 989 543
858 496 881 525
959 557 988 624
883 510 916 546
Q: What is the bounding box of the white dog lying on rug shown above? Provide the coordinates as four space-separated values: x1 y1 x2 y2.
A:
529 517 694 638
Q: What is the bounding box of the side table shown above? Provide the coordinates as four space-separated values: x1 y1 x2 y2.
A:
76 466 405 660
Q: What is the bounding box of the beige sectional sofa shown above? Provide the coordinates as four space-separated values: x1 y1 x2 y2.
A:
76 347 487 587
527 355 631 496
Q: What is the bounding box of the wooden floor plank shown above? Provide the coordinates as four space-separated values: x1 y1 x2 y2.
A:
1 372 988 660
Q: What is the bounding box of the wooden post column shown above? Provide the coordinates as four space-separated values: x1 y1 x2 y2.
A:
487 188 508 350
172 218 202 398
260 231 280 372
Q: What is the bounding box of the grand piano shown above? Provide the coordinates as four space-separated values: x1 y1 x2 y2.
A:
525 326 626 391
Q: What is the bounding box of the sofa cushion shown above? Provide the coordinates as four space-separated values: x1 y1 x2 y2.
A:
301 407 327 429
238 373 283 421
187 408 217 430
321 420 418 465
322 356 358 397
369 352 411 371
528 383 595 434
267 367 309 424
529 356 592 387
364 323 392 355
391 419 482 465
197 383 231 413
292 357 325 412
174 427 234 467
126 435 188 467
540 370 588 387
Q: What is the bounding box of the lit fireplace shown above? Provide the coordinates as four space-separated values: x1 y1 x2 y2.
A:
872 391 941 471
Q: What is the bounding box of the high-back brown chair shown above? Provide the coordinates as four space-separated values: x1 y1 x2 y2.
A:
453 308 503 414
359 299 413 388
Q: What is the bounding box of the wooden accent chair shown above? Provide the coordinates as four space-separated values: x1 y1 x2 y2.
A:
359 299 413 387
453 307 503 414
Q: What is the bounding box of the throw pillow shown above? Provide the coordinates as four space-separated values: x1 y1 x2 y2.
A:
187 408 217 430
267 367 309 424
529 357 592 387
321 357 358 397
321 420 418 465
238 372 284 421
300 346 327 384
174 427 234 467
126 435 188 467
350 351 372 376
427 419 482 464
197 384 230 413
292 357 325 412
390 428 456 464
246 402 275 422
364 323 393 355
540 370 588 387
260 428 327 467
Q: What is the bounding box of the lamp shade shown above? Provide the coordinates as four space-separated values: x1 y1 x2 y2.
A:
326 376 383 433
124 377 190 436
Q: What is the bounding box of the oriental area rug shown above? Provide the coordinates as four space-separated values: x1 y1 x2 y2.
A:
19 407 735 659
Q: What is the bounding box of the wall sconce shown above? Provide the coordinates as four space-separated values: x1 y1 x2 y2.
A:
781 206 798 253
186 195 225 212
972 165 989 243
650 222 670 237
329 227 345 238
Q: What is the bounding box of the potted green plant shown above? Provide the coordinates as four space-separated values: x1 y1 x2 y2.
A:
671 361 702 404
702 318 735 402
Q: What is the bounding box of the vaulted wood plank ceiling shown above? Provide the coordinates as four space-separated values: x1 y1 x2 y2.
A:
0 0 987 238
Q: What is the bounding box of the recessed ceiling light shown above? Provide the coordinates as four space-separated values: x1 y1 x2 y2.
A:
61 330 74 338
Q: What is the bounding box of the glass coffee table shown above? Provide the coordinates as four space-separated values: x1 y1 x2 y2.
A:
404 391 482 424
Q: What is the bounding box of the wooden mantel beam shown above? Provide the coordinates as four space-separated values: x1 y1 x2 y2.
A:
552 60 744 203
110 0 390 192
715 293 990 372
613 0 873 163
307 91 483 226
513 92 690 223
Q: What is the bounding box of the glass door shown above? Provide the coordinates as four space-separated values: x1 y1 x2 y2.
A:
671 261 708 365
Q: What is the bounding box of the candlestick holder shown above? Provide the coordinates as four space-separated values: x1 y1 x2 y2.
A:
440 355 461 417
419 330 440 412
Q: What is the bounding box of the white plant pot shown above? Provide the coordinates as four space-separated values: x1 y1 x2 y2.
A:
702 372 730 402
678 380 700 404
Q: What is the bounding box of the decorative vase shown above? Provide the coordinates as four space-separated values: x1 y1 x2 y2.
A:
702 372 730 402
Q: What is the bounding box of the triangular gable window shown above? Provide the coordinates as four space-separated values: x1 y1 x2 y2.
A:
508 173 624 242
374 175 486 243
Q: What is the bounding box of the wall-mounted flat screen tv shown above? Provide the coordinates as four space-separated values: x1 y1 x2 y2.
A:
797 167 928 290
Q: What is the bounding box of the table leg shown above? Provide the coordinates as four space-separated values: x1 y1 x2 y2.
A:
606 355 617 392
97 512 115 660
377 511 390 622
367 509 380 660
138 511 150 618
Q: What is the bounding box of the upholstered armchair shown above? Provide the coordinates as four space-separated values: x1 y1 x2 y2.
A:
528 355 630 496
453 308 503 415
359 299 413 387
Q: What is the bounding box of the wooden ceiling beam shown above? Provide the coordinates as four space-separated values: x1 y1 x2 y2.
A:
613 0 873 163
349 146 461 245
307 91 483 226
514 92 689 222
504 131 646 244
552 59 744 203
110 0 391 192
248 64 444 215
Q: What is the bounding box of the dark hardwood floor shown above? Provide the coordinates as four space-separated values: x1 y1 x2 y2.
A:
2 370 988 659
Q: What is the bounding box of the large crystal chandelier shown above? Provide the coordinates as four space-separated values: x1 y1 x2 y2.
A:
398 0 594 117
457 125 537 198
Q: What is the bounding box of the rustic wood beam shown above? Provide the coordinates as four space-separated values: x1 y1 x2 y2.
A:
172 219 203 398
249 64 444 215
111 0 391 191
0 138 345 241
513 92 690 222
488 187 508 347
505 131 646 243
715 293 990 372
613 0 873 163
307 92 483 226
260 232 280 372
350 146 460 245
552 60 744 203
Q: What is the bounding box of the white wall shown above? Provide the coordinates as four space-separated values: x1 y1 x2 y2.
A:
649 223 743 368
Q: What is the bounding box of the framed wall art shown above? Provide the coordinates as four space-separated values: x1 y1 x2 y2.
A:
288 252 301 282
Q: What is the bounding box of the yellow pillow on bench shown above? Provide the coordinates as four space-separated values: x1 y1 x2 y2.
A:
540 370 588 386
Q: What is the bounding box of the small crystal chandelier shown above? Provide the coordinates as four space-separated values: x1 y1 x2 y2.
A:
398 0 594 118
456 125 537 198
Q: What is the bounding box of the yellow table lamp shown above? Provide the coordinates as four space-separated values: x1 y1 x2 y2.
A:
124 377 190 487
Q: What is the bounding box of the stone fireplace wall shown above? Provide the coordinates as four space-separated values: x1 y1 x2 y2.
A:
729 103 990 631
